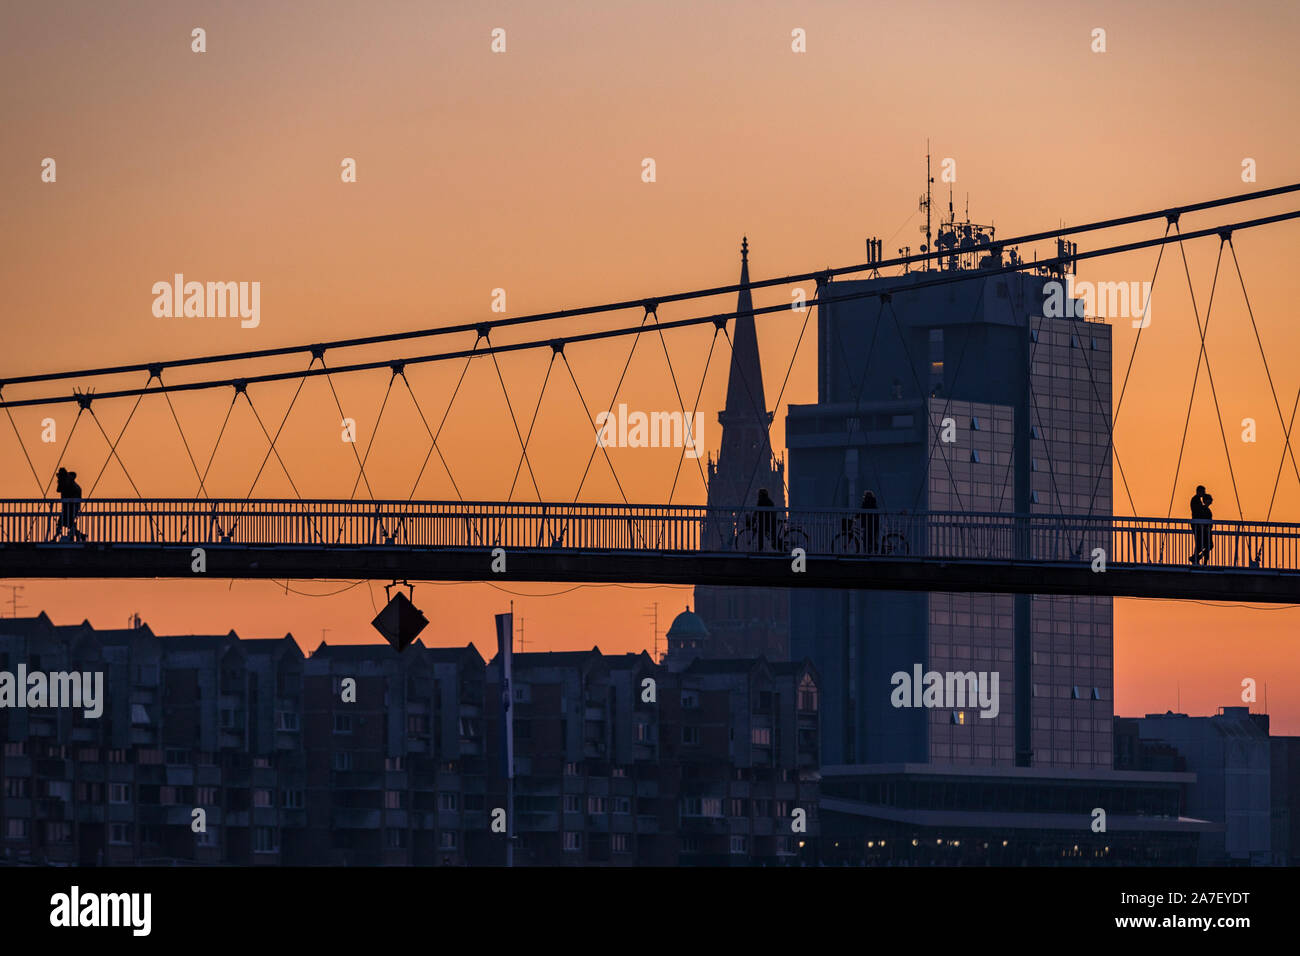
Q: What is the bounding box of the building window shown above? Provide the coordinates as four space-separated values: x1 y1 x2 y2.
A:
108 749 127 763
635 721 652 742
332 751 352 771
407 714 428 735
564 795 582 813
108 823 130 845
439 793 458 812
680 691 699 709
701 797 722 818
970 450 981 463
1030 328 1039 343
612 834 630 854
1030 425 1040 440
254 789 274 808
1071 686 1081 699
254 827 279 853
681 727 700 746
797 675 818 712
587 796 608 814
513 684 530 703
4 778 28 798
1091 687 1102 701
385 791 403 810
46 822 73 844
276 711 299 732
333 714 353 734
970 416 981 431
109 783 131 804
563 832 582 852
385 829 408 849
751 727 771 746
283 789 304 809
730 835 748 855
952 711 965 725
197 827 218 847
439 831 458 849
564 762 580 776
614 797 631 814
385 756 404 771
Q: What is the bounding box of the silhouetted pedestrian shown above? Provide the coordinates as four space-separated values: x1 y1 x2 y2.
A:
1189 485 1213 565
55 467 86 542
859 490 880 553
753 488 777 551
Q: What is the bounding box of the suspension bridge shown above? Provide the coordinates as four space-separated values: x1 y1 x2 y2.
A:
4 184 1300 604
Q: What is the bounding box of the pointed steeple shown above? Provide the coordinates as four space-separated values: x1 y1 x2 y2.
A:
708 237 782 509
723 236 770 426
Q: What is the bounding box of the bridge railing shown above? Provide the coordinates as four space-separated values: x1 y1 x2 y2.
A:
3 499 1300 571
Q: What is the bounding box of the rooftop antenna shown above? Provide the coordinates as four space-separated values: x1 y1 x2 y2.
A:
516 614 529 653
643 603 661 662
919 140 934 268
1 585 25 618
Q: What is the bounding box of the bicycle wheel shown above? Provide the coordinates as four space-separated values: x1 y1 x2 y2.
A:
881 532 909 555
781 526 809 552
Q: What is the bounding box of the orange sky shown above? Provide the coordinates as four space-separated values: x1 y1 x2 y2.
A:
2 1 1299 730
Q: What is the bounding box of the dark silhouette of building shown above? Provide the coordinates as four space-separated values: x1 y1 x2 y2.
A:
693 238 790 661
0 612 820 866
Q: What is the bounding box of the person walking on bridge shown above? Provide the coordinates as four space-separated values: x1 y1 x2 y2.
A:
1189 485 1213 565
55 467 87 542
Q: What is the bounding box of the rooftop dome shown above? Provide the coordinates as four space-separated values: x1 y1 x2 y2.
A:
666 606 709 642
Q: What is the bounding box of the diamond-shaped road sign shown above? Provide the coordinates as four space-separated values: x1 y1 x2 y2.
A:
371 590 428 652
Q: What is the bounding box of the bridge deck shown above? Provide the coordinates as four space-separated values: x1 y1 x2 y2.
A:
2 499 1297 602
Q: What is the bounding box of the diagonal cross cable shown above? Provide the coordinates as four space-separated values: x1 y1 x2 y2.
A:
1167 233 1242 518
1086 225 1169 516
156 370 211 499
739 290 820 511
667 325 721 504
348 368 396 500
903 282 987 515
241 362 313 501
401 362 467 503
316 350 375 500
876 296 967 514
485 330 543 501
196 391 238 499
828 295 888 510
0 386 44 495
1268 387 1300 520
572 313 648 502
560 347 631 506
507 350 556 501
647 304 710 499
718 321 788 503
87 374 151 497
1226 237 1300 519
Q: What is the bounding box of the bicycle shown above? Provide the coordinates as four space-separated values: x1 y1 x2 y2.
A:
735 513 808 553
830 517 909 555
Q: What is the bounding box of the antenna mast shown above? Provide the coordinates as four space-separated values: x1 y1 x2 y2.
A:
921 140 934 266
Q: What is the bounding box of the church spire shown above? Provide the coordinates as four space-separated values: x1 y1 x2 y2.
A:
722 236 769 429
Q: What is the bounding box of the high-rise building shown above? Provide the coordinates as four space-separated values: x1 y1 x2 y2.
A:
692 238 790 661
787 218 1113 768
